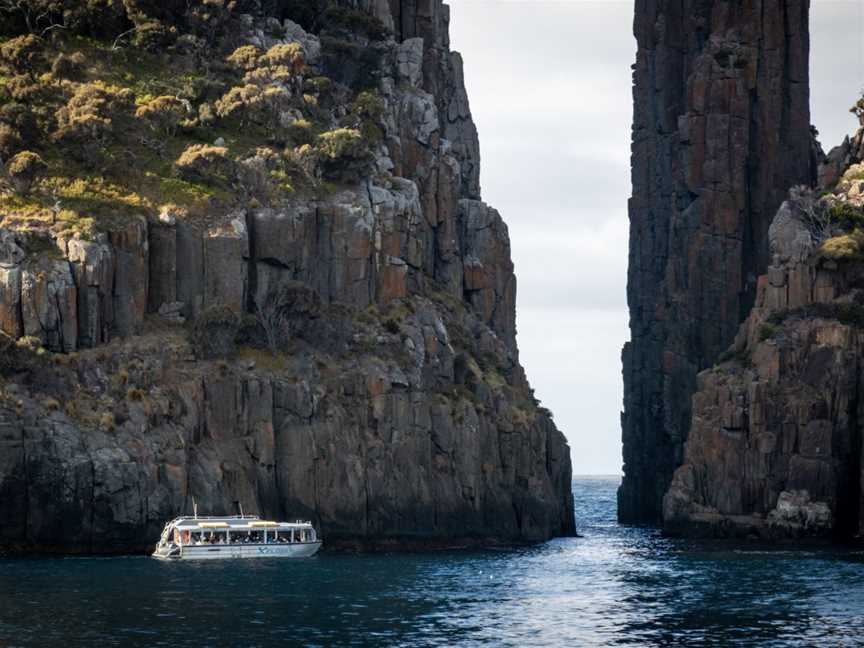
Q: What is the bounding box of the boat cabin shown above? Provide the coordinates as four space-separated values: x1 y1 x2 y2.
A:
167 516 317 546
153 514 322 560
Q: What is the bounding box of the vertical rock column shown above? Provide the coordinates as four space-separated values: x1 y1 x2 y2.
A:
622 0 815 522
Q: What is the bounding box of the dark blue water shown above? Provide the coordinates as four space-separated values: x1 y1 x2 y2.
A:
1 477 863 647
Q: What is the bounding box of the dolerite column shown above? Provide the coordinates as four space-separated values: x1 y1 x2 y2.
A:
621 0 815 523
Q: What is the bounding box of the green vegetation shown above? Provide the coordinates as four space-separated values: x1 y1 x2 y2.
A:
825 201 864 231
850 96 864 126
135 95 188 136
237 347 291 373
819 230 864 261
758 322 778 341
175 143 234 186
0 3 387 238
0 122 22 158
768 302 864 329
50 52 85 81
6 150 47 194
0 35 43 73
317 127 364 159
323 7 389 41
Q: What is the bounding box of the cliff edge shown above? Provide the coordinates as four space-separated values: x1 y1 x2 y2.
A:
0 1 575 552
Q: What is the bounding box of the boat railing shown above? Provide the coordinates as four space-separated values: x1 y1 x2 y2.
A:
176 515 262 521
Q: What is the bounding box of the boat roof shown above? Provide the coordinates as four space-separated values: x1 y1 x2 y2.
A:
169 516 314 530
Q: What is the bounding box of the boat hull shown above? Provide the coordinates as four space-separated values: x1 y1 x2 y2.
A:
153 542 322 561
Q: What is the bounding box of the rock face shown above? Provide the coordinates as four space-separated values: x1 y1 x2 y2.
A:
663 144 864 539
0 1 574 552
0 316 573 552
663 206 864 538
622 0 816 522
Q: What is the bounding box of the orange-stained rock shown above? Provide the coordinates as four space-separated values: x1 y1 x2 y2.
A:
623 0 815 523
664 202 864 538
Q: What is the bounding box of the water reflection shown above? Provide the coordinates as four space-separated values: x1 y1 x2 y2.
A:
0 478 862 647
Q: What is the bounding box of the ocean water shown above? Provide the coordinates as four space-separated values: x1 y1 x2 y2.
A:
1 477 863 647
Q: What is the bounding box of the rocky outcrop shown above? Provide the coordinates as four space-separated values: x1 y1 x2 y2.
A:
622 0 816 522
0 304 573 552
663 165 864 539
0 1 574 552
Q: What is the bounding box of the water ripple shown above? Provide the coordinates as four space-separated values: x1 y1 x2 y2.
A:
1 478 863 646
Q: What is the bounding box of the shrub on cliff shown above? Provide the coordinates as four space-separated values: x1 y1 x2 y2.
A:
49 52 86 81
317 127 364 158
218 43 307 133
851 97 864 126
318 128 365 160
255 291 292 356
175 143 234 186
769 302 864 329
826 200 864 231
226 45 262 71
236 148 284 199
316 127 372 180
349 90 384 122
190 305 240 360
282 143 319 182
322 7 388 41
253 281 322 353
53 82 134 165
344 89 384 144
215 83 290 130
303 75 334 106
0 331 36 375
320 36 382 89
0 0 126 40
131 20 176 52
789 186 827 240
0 34 43 74
0 123 23 160
135 95 188 136
819 229 864 261
0 102 40 143
286 118 315 145
3 74 49 103
5 150 47 194
758 323 777 341
260 43 305 74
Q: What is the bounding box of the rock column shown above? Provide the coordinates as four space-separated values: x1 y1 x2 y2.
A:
622 0 815 522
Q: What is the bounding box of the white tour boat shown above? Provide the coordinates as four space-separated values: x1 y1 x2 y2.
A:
152 515 322 560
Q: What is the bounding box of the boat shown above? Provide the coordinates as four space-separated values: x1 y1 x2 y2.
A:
152 515 322 560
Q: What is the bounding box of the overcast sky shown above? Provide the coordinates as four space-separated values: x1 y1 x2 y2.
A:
448 0 864 475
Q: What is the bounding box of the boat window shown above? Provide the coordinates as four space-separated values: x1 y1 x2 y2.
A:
231 531 266 544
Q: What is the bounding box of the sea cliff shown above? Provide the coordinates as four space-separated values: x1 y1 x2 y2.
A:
0 0 575 552
626 0 864 540
623 0 815 524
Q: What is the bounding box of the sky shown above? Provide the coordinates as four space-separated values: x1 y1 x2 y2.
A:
447 0 864 475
